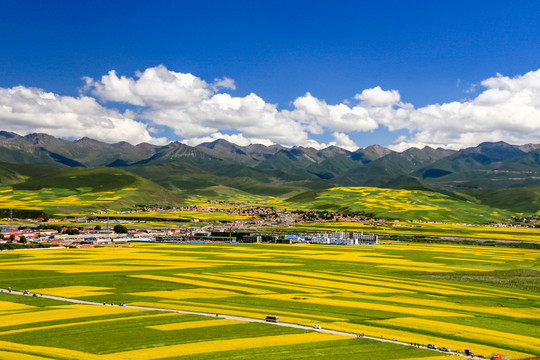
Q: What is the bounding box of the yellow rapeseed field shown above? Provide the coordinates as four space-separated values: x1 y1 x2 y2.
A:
196 272 327 294
331 293 540 319
333 271 522 298
0 313 171 337
0 301 36 311
110 332 344 359
0 350 52 360
1 242 538 359
375 317 540 354
280 270 456 294
130 274 272 294
132 300 344 324
129 288 241 299
0 304 138 328
29 286 114 298
325 322 533 359
257 294 471 318
0 340 110 360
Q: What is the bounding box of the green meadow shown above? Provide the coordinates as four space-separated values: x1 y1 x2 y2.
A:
0 242 538 359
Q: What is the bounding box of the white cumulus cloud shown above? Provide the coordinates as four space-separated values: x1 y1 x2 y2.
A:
329 132 358 151
4 65 538 151
85 66 314 146
355 86 401 106
183 132 275 147
0 86 166 144
391 69 540 150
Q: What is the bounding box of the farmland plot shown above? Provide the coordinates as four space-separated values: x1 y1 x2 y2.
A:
0 242 537 359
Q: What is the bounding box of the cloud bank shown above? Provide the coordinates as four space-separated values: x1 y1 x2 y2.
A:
0 86 166 144
0 65 538 150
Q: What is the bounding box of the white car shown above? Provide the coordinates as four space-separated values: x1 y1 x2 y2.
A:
439 347 450 352
313 324 321 329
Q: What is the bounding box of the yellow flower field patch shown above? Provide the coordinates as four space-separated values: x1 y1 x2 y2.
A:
0 301 36 311
130 274 272 295
29 286 114 298
0 340 111 360
132 299 345 323
213 272 332 294
333 271 520 298
374 317 540 354
0 264 215 273
433 257 504 264
257 294 471 318
110 332 345 359
281 270 442 294
330 293 540 319
376 265 452 272
325 322 532 359
0 350 51 360
0 313 172 336
129 288 240 300
0 304 139 328
166 299 346 321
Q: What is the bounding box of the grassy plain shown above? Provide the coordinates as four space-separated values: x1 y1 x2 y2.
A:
0 242 538 359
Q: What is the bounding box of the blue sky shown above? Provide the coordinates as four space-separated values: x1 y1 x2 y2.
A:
0 0 539 150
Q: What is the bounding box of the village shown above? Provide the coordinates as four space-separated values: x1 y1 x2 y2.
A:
1 199 538 250
0 222 379 248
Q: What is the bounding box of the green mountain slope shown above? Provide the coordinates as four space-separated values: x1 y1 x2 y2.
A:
464 182 540 213
126 158 332 199
286 186 513 223
0 162 181 213
1 132 540 216
335 147 452 186
418 145 540 191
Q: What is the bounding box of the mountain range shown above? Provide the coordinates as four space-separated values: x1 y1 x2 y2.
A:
0 131 539 214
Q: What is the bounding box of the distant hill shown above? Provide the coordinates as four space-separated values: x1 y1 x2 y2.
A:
0 132 539 215
0 162 181 213
0 131 158 167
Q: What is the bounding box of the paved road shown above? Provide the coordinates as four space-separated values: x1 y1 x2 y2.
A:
1 288 483 359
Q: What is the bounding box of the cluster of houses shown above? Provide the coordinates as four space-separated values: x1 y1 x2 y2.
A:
306 231 378 245
0 227 155 248
0 226 379 248
157 229 378 245
0 217 379 248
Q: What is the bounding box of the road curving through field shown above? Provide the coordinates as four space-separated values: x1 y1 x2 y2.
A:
0 288 484 359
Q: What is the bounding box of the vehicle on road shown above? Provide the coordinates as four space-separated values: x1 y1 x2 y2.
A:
440 347 450 352
427 344 437 350
313 324 321 329
265 315 279 322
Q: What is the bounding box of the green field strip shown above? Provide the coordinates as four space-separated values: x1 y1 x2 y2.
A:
0 312 172 336
219 271 335 294
336 271 540 300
